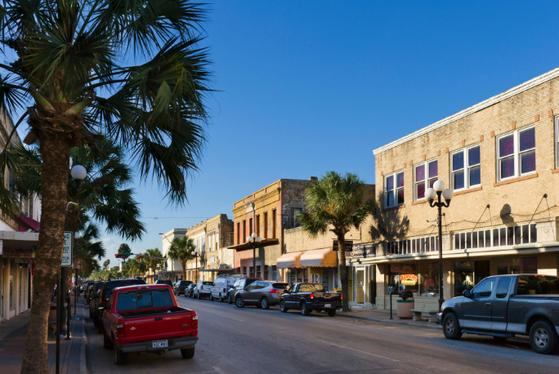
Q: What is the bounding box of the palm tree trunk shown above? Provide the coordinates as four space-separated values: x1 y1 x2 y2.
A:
337 234 349 312
181 260 186 280
21 132 71 374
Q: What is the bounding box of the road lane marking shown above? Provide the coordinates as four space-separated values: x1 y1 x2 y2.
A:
318 340 400 362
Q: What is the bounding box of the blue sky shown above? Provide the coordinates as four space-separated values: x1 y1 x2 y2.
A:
99 1 559 265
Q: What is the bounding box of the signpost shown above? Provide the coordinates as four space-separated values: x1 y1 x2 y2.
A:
57 232 74 374
62 232 73 267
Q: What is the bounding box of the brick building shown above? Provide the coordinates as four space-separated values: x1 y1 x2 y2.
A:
366 68 559 310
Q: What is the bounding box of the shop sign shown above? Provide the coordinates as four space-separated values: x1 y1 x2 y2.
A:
62 231 73 267
2 247 34 258
400 274 418 286
348 244 376 259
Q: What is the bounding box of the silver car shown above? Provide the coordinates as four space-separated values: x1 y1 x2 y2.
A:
193 281 214 299
234 281 288 309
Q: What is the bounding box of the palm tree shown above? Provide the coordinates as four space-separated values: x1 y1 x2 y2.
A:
167 235 196 280
0 1 211 370
142 248 165 280
73 216 106 279
297 172 375 312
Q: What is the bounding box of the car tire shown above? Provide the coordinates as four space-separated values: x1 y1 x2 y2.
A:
529 320 558 354
301 302 311 316
181 346 195 359
260 297 270 309
196 292 200 299
209 294 214 301
442 312 462 340
103 333 113 349
280 300 288 313
235 296 245 308
114 344 127 366
219 294 224 303
327 309 336 317
228 294 233 304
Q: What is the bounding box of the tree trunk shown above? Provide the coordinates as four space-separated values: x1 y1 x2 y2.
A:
21 133 71 374
338 234 349 312
180 260 186 280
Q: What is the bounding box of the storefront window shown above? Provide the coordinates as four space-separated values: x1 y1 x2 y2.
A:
388 264 417 294
454 260 474 296
418 262 439 297
511 257 537 274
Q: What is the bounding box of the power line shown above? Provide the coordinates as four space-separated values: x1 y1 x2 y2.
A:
144 216 212 219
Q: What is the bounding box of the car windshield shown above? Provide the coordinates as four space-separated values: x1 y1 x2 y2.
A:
517 276 559 295
116 289 174 312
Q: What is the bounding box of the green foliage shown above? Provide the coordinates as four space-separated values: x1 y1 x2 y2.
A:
141 248 164 273
103 259 110 269
167 235 196 278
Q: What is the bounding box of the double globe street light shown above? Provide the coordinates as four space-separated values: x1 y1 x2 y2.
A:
247 232 261 278
425 180 453 312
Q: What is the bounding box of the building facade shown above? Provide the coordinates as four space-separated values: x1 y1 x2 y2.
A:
161 228 188 282
368 67 559 310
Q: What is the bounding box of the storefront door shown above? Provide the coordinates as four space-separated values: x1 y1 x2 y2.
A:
356 268 365 304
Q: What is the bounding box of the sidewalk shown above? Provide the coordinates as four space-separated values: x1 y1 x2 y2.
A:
0 296 87 374
337 306 442 330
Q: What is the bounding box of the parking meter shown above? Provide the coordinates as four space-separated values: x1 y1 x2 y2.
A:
388 286 394 319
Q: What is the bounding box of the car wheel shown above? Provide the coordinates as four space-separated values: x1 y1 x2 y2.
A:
260 297 269 309
442 312 462 340
196 292 200 299
181 346 195 359
301 302 311 316
235 296 245 308
280 300 288 313
219 294 224 303
228 294 233 304
114 344 127 366
209 294 214 301
530 320 558 354
327 309 336 317
103 333 113 349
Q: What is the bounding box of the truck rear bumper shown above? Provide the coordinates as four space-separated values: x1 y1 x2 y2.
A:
120 336 198 353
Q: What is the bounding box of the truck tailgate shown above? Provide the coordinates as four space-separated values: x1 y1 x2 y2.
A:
123 311 195 343
312 292 341 304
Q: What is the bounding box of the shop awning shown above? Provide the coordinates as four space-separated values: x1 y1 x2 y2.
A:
300 248 337 267
276 252 303 269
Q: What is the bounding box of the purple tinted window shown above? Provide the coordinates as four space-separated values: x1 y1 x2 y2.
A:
521 151 535 174
415 165 425 182
452 152 464 171
500 157 515 179
519 128 535 152
397 188 404 204
428 161 438 178
454 171 464 190
499 135 514 157
397 173 404 188
468 146 480 166
429 178 437 188
386 176 394 191
387 191 394 206
417 182 425 199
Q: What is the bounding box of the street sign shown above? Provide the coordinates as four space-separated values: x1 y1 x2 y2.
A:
62 231 73 267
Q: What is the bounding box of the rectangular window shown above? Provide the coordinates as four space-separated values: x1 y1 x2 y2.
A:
385 171 404 207
414 160 437 201
256 215 260 237
263 212 268 238
497 126 536 181
243 220 246 243
292 208 302 227
272 209 277 238
249 218 253 235
451 145 481 191
237 222 240 244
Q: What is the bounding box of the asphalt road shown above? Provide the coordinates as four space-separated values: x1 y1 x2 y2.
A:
86 295 559 374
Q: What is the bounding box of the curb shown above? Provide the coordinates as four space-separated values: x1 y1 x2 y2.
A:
337 312 442 330
79 304 87 374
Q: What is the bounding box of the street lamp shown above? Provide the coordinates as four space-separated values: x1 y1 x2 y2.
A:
247 232 261 278
425 180 453 312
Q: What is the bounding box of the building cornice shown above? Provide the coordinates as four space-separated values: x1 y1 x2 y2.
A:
373 67 559 156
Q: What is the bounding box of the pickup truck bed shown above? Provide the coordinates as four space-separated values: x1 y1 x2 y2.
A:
102 284 198 365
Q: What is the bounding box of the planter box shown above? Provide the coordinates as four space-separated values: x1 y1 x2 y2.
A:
396 299 414 319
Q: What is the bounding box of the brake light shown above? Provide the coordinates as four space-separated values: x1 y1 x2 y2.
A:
341 293 343 300
223 288 226 293
116 321 125 338
310 293 314 300
191 311 198 329
269 289 278 294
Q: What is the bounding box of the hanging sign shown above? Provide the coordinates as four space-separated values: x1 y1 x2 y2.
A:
62 231 73 267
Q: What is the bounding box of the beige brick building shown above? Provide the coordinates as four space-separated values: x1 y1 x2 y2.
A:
365 68 559 310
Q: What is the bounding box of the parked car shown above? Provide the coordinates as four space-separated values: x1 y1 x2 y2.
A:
209 277 236 302
155 279 173 287
88 281 105 318
440 274 559 354
227 278 260 304
234 280 288 309
174 280 193 296
280 283 342 316
102 284 198 365
185 284 197 298
93 279 146 332
83 281 95 303
193 281 213 299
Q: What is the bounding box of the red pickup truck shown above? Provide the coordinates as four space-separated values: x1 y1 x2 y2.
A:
102 284 198 365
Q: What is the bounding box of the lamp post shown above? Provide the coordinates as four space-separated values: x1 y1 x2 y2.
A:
247 232 262 278
425 180 453 313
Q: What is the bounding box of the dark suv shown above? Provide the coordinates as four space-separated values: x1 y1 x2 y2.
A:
173 280 192 296
92 279 145 332
227 278 260 304
87 281 105 318
155 279 173 287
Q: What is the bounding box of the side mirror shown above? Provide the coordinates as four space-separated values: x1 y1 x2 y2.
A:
463 290 473 298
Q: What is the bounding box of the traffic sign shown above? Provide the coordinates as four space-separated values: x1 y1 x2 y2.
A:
62 231 73 267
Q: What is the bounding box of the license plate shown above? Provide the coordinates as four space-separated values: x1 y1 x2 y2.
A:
153 340 168 349
324 304 331 308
